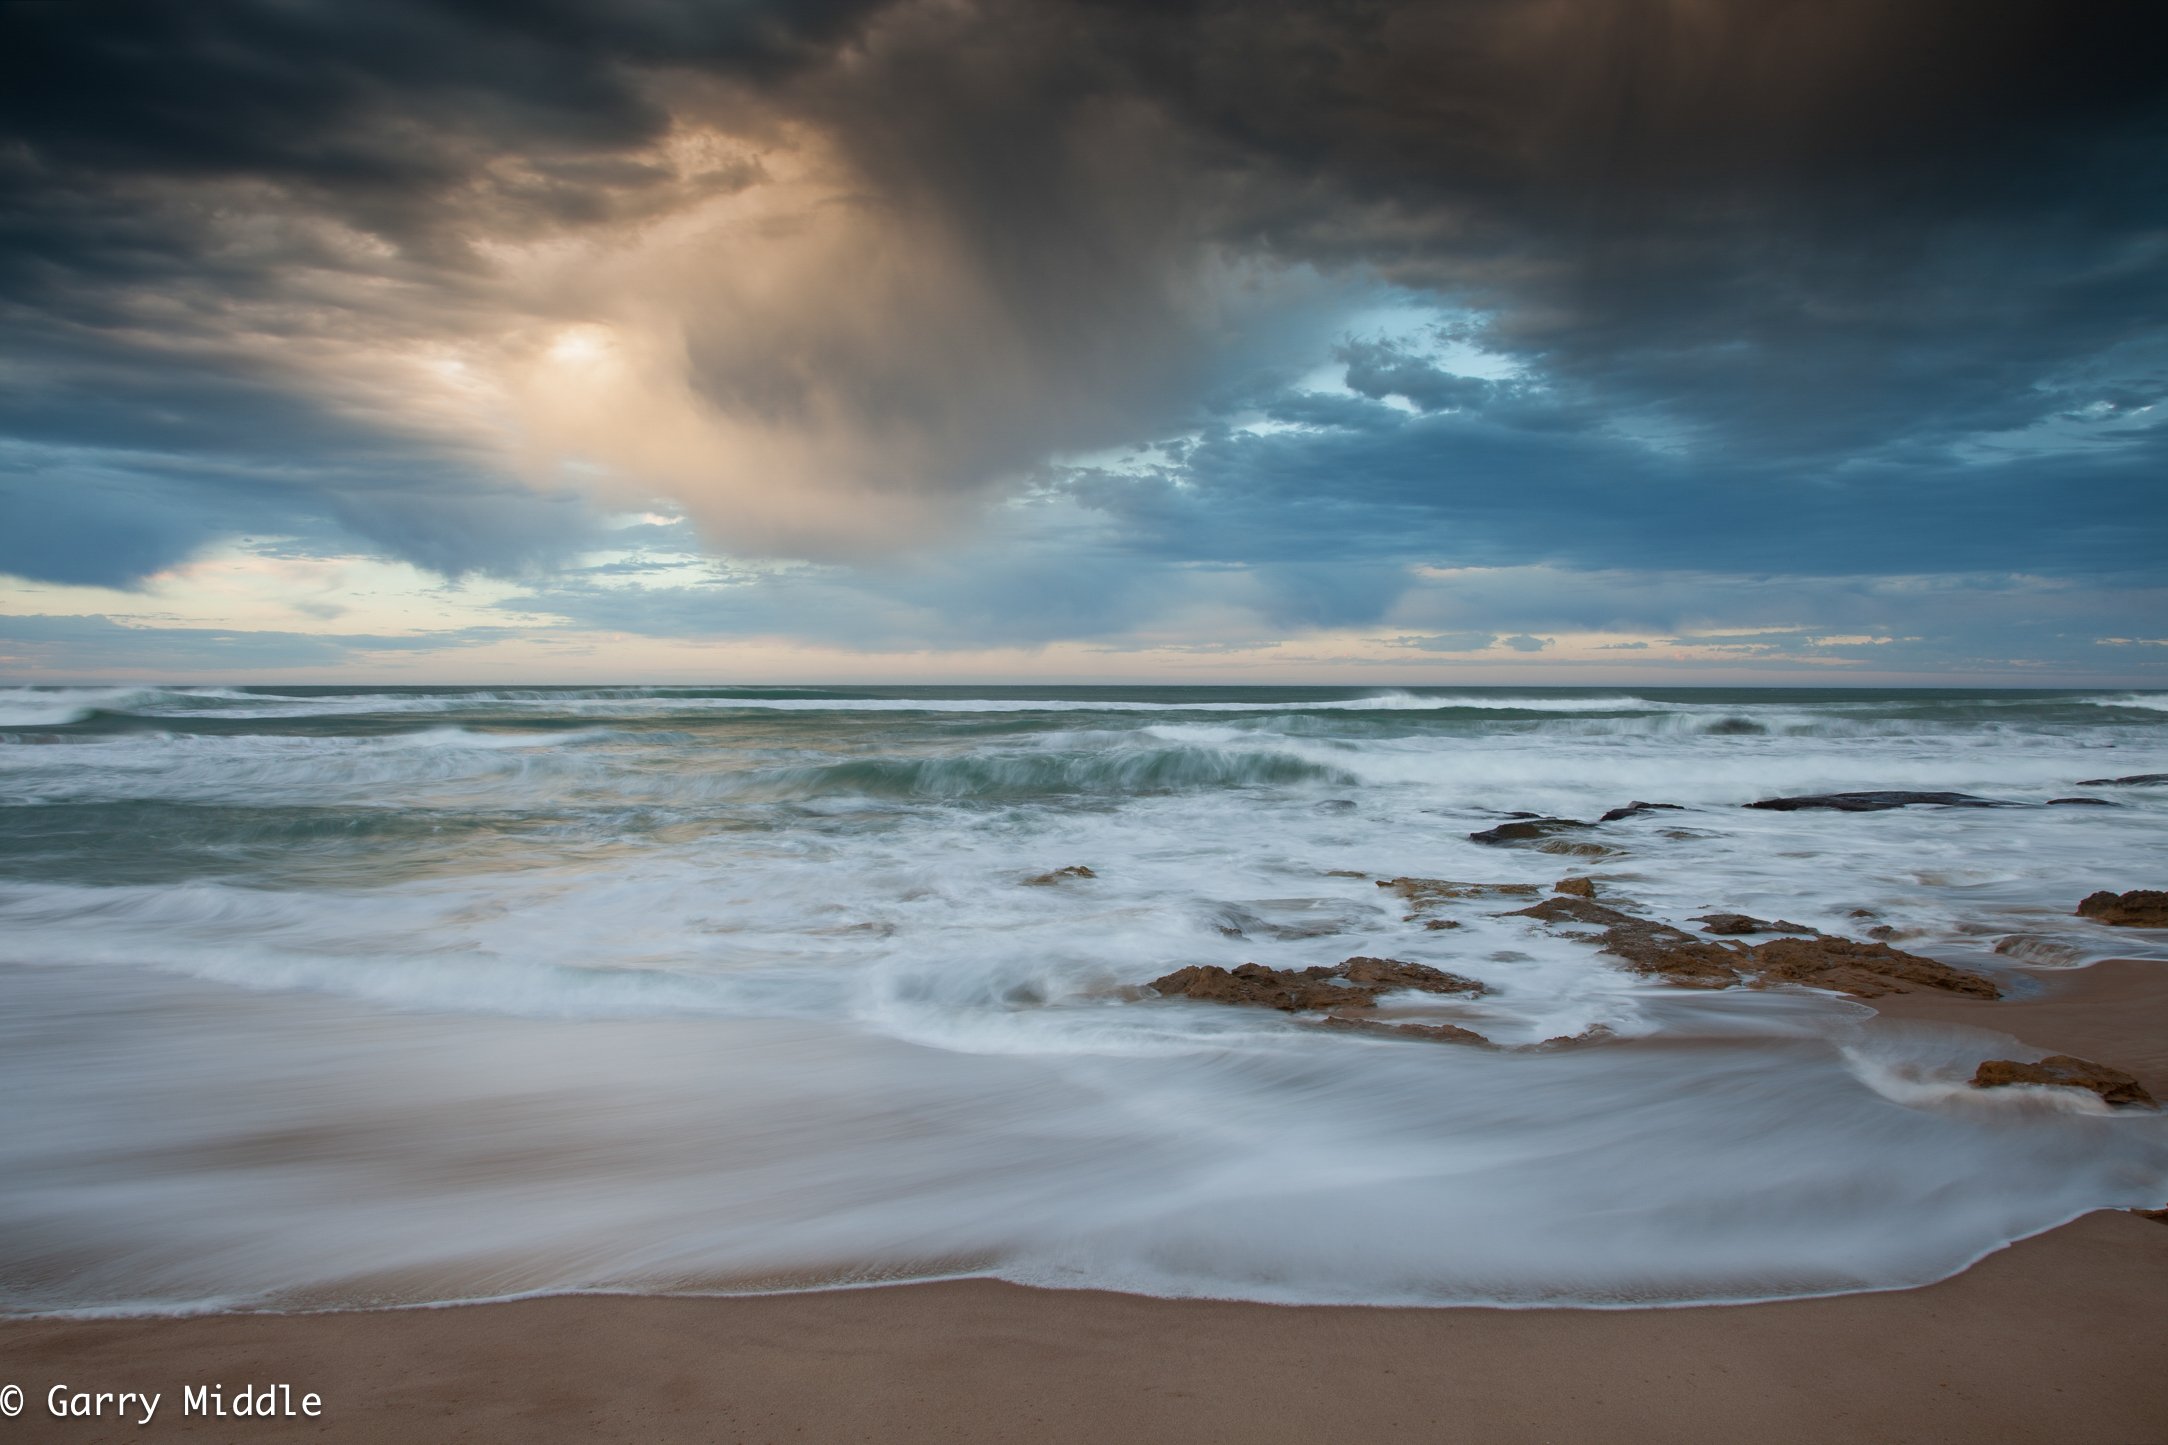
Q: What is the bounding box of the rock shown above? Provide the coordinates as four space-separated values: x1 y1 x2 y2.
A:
2076 889 2168 927
1146 956 1488 1012
1507 896 1999 999
1314 798 1357 813
1746 936 2000 999
1598 801 1684 823
2134 1206 2168 1225
1992 934 2084 966
1538 839 1614 858
1970 1055 2155 1108
1553 876 1596 898
1147 963 1356 1011
1745 791 2006 812
1421 919 1463 930
1336 955 1490 996
1024 865 1096 885
1379 877 1539 921
1530 1023 1618 1049
2076 773 2168 786
1323 869 1369 879
1508 896 1747 989
1469 818 1589 845
1320 1016 1493 1046
1378 877 1541 903
1474 803 1682 845
1692 913 1816 935
2047 797 2117 806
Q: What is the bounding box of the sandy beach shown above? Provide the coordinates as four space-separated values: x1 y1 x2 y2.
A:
7 958 2164 1445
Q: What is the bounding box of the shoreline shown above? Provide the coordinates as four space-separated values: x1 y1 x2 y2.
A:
5 958 2164 1442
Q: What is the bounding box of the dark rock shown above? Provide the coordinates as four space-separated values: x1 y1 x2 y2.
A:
1692 913 1816 936
1023 865 1096 886
2076 889 2168 927
1470 817 1588 845
1598 801 1684 823
1971 1055 2155 1108
1745 791 2006 812
2047 797 2117 806
2134 1206 2168 1225
1421 919 1463 930
1146 956 1488 1012
1320 1016 1493 1046
1553 876 1596 898
2076 773 2168 786
1314 798 1357 813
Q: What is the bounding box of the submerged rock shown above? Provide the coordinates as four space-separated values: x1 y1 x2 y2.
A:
1506 896 2000 999
2076 889 2168 928
1469 818 1589 845
1378 877 1541 903
2047 797 2117 806
1023 865 1097 885
1745 791 2006 812
1377 877 1539 922
1992 934 2085 967
1598 801 1684 823
1692 913 1816 936
1471 802 1681 847
1970 1055 2155 1108
1320 1016 1493 1046
1146 956 1488 1012
2076 773 2168 786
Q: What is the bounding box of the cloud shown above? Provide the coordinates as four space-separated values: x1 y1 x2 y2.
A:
1 0 2163 681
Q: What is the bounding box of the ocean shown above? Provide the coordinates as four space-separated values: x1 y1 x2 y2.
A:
3 683 2165 1313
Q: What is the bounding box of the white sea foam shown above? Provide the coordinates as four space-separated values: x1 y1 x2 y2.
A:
2 685 2165 1313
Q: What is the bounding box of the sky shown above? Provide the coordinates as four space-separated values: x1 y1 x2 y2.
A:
2 0 2164 685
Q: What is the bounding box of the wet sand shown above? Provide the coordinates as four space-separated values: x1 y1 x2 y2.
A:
5 959 2165 1445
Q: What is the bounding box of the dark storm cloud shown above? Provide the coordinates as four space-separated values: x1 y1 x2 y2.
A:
1 0 2164 615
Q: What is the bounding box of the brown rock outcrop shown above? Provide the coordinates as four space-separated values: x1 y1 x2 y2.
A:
1147 956 1488 1012
2076 889 2168 927
1553 876 1596 898
1748 936 2000 999
1506 896 2000 999
1508 896 1747 988
1970 1055 2155 1108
